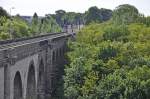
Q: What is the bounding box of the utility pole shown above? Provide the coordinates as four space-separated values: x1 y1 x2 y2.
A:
9 7 15 39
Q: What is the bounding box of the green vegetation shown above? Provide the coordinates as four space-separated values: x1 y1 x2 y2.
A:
85 6 112 24
64 4 150 99
0 5 112 40
0 15 31 39
52 7 112 26
113 4 139 24
0 8 61 40
52 10 85 26
1 4 150 98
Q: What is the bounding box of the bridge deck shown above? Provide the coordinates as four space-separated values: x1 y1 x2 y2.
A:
0 32 70 51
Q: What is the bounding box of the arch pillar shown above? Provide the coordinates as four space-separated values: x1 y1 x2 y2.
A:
13 71 23 99
37 59 45 99
26 63 36 99
4 64 10 99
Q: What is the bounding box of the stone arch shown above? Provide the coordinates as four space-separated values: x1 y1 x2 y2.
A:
13 71 23 99
37 59 45 99
26 61 36 99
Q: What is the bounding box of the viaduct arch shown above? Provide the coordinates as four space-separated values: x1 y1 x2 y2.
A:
0 32 74 99
26 61 36 99
13 71 22 99
37 59 45 99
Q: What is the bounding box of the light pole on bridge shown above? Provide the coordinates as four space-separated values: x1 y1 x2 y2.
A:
9 7 15 39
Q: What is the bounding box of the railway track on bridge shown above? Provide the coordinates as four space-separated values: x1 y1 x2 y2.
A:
0 31 74 99
0 32 70 50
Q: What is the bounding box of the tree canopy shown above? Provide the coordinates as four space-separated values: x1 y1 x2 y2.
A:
0 7 9 18
0 7 62 40
63 4 150 99
85 7 112 24
1 4 150 99
113 4 140 24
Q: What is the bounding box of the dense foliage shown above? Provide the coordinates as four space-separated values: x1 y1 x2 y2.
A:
51 7 112 26
113 4 139 24
85 6 112 24
0 8 61 40
0 5 112 40
0 15 30 39
51 10 85 27
64 4 150 99
31 13 62 35
0 7 9 18
1 4 150 98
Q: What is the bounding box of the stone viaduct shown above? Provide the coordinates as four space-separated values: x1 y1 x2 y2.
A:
0 32 74 99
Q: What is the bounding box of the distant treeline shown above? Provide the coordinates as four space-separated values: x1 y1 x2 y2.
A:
0 7 61 40
1 4 150 40
0 6 112 40
49 6 112 26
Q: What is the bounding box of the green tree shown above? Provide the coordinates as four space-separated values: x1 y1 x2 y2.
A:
0 31 10 40
39 15 61 33
55 10 66 26
0 7 9 18
113 4 139 24
31 12 40 34
64 19 150 98
85 7 112 25
85 6 102 24
95 66 150 99
0 15 30 39
64 58 86 99
103 24 130 42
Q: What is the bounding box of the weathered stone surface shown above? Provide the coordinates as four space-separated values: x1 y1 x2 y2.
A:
0 32 72 99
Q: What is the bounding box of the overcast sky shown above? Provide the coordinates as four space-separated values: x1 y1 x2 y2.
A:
0 0 150 16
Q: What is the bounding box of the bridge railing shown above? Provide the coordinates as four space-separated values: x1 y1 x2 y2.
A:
0 32 68 45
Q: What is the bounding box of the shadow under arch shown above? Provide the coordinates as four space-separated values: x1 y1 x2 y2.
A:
14 71 23 99
37 59 45 99
26 61 36 99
